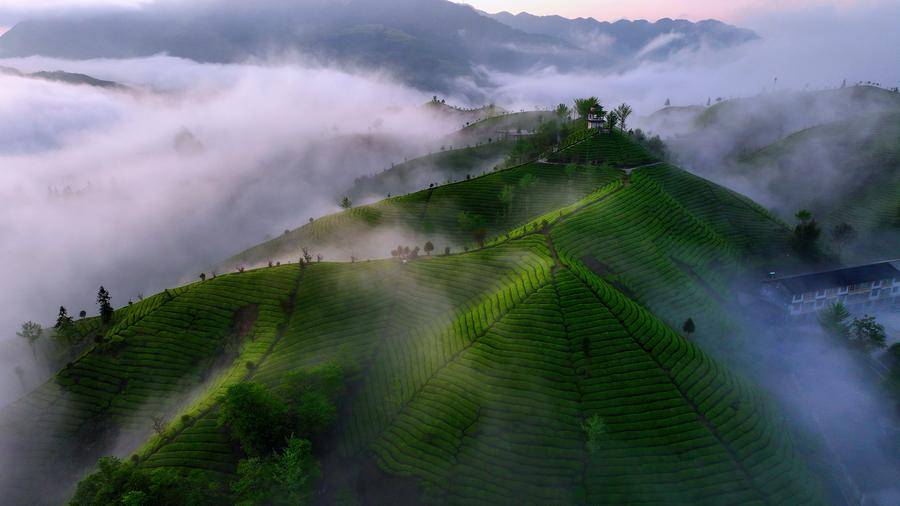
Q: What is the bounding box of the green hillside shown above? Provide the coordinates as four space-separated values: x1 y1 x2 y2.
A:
0 129 825 505
348 141 514 200
738 111 900 261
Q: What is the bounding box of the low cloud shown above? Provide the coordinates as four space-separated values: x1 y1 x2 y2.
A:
0 55 460 405
481 2 899 119
635 31 684 58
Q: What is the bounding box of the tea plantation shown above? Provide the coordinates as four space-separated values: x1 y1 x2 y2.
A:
0 129 825 505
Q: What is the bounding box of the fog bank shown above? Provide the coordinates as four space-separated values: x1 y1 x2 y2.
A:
0 56 459 405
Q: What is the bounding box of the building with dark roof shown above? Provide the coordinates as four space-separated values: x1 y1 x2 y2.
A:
767 259 900 316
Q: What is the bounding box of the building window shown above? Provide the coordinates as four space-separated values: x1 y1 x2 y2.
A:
792 294 803 303
870 289 880 299
893 286 900 295
873 280 883 288
837 286 849 295
815 300 826 309
815 289 827 299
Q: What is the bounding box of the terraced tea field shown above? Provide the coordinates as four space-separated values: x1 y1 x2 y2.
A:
548 129 657 167
227 159 624 268
0 130 829 505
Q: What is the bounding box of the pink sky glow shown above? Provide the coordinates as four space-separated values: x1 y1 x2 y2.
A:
459 0 871 22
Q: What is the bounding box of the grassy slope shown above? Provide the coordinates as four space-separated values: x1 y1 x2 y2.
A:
0 131 824 504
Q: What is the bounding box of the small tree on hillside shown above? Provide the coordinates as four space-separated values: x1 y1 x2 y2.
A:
457 212 488 249
682 318 695 337
13 365 25 392
830 222 857 257
605 112 619 135
819 302 851 341
581 414 606 454
555 103 571 120
424 241 434 256
54 306 75 342
574 97 600 119
791 210 822 261
665 98 671 107
79 310 87 319
17 321 42 359
339 197 352 210
850 315 887 353
499 185 515 217
615 103 633 131
518 174 538 214
97 286 113 325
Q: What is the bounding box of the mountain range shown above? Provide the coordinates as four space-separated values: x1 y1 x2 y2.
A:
0 0 757 93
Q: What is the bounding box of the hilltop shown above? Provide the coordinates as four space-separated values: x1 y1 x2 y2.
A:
0 66 126 89
0 124 829 505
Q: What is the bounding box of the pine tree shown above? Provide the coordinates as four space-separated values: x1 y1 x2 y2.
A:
97 286 113 325
54 306 75 338
682 318 696 337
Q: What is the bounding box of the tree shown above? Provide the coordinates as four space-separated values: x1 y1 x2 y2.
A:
555 103 570 120
199 272 206 282
339 196 352 209
70 457 224 506
218 383 291 457
830 222 857 256
605 112 619 134
231 437 319 506
79 310 87 319
791 210 822 261
682 318 695 337
664 98 671 107
457 212 488 249
97 286 113 325
850 315 886 353
54 306 75 336
518 174 538 214
424 241 434 256
444 246 451 256
581 414 606 454
499 185 515 217
16 321 42 359
819 302 851 341
615 103 633 131
13 365 25 392
574 97 600 119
